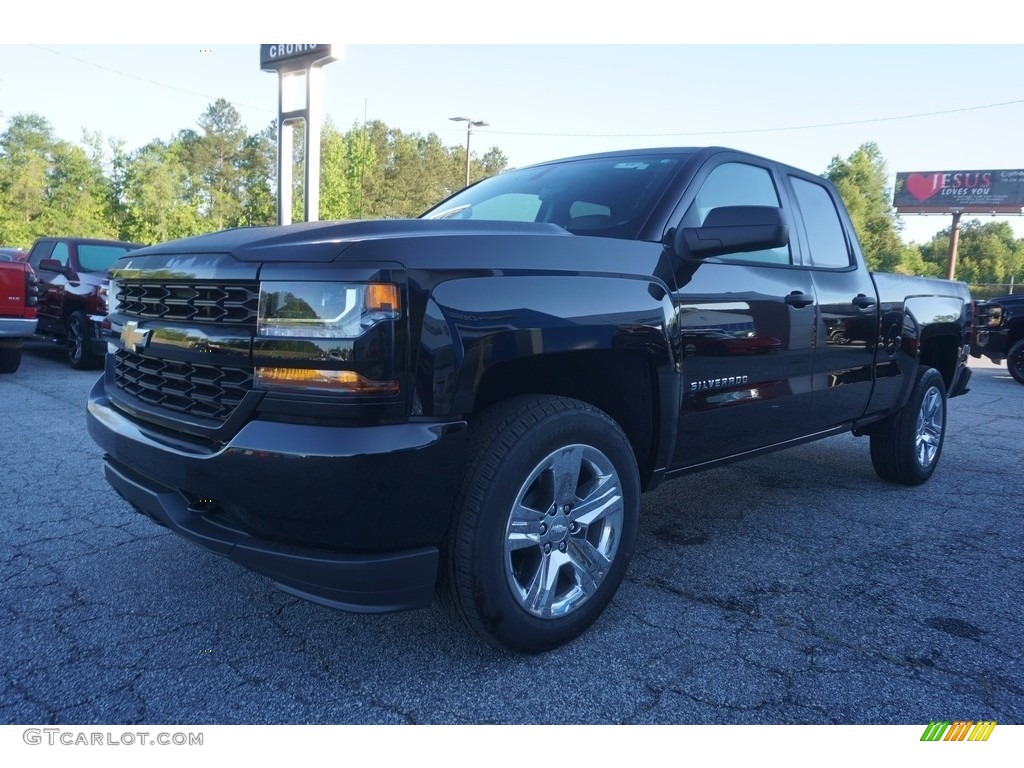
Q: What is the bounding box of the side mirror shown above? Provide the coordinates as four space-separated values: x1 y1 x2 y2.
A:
38 258 71 276
674 205 789 259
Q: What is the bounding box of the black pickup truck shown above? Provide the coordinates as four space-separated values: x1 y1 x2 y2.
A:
86 147 972 652
971 293 1024 384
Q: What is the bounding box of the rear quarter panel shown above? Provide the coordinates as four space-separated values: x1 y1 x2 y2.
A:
867 272 971 414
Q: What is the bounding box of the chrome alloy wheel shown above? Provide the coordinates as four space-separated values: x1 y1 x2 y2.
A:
503 443 624 619
68 315 85 364
915 385 944 470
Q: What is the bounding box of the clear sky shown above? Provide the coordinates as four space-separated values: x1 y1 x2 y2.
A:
3 4 1023 246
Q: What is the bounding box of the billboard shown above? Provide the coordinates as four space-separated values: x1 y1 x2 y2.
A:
894 169 1024 214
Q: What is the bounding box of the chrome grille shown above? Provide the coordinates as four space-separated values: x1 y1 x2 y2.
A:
114 350 253 422
116 282 259 324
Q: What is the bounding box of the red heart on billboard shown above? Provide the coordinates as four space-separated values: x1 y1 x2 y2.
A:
905 173 941 202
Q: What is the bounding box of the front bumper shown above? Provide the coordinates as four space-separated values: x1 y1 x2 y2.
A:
970 329 1008 363
87 377 469 612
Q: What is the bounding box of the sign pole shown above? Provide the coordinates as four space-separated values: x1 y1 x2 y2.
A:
260 45 337 226
946 211 962 281
305 64 324 223
276 72 295 226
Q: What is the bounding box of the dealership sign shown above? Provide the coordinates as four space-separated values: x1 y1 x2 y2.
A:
260 44 335 73
894 169 1024 214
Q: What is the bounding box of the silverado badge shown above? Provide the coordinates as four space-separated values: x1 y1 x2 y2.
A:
120 321 151 353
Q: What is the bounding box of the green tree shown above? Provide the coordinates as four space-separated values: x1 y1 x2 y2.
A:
348 120 507 219
188 99 246 229
415 132 465 210
319 119 350 220
477 146 509 183
238 123 277 227
0 114 58 246
41 133 116 239
920 220 1024 285
344 124 377 219
115 139 202 244
384 130 447 217
2 107 510 244
825 142 910 272
288 123 305 224
0 116 115 244
894 243 942 279
353 120 392 218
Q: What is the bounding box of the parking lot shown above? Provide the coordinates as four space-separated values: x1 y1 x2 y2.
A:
1 344 1021 725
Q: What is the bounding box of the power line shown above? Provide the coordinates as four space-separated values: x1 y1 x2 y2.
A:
32 45 275 115
481 98 1024 139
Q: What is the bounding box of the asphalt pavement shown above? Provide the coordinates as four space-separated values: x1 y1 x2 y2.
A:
1 343 1021 724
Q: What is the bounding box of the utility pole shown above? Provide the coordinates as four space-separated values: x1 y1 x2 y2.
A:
449 116 488 187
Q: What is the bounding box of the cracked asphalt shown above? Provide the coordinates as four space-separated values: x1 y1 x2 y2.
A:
1 343 1021 725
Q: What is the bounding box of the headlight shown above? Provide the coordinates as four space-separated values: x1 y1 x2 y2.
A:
255 281 400 395
987 306 1003 327
258 281 399 338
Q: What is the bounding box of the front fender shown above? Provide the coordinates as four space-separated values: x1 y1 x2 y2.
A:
417 274 678 450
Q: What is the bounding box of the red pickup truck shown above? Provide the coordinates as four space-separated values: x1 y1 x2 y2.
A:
0 255 40 373
26 237 144 368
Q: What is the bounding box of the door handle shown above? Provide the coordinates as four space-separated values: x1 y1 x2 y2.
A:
785 291 814 308
852 294 876 309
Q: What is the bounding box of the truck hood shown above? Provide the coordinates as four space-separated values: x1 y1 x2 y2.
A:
984 293 1024 308
125 220 571 263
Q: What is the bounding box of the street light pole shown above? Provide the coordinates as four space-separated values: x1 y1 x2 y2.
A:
450 116 488 187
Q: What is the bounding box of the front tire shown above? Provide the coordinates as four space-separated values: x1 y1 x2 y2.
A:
444 396 640 653
1006 338 1024 385
67 311 97 370
870 366 947 485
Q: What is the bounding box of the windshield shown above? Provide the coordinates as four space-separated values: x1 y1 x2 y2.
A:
422 153 688 240
78 244 135 273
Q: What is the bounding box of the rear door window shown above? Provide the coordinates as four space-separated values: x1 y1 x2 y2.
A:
789 177 852 269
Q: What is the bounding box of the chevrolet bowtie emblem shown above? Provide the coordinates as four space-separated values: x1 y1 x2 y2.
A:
120 321 151 353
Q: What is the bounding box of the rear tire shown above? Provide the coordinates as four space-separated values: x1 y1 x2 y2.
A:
870 366 947 485
0 345 22 373
444 395 639 653
1007 338 1024 385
